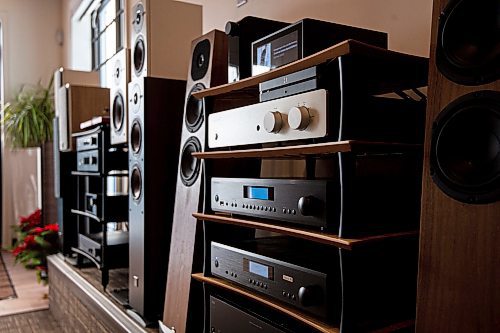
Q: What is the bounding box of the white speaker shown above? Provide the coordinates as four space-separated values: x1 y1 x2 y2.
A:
108 48 131 145
129 0 202 80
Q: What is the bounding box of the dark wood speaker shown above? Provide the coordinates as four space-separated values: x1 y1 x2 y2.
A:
417 0 500 331
162 30 228 333
127 76 186 324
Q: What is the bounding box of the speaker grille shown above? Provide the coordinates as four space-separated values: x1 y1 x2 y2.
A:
185 83 206 133
180 136 202 186
112 93 125 132
191 39 211 81
437 0 500 85
134 37 146 77
431 90 500 204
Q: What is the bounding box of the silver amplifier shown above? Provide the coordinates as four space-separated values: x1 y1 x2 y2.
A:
208 89 328 148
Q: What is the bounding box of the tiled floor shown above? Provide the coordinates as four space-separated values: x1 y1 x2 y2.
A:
0 309 62 333
0 251 49 317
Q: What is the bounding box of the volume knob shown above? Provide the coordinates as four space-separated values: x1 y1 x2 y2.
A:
298 196 316 216
263 111 283 133
298 286 323 307
288 106 311 130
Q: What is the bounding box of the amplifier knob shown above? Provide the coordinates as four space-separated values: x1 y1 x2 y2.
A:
298 286 323 307
298 196 316 216
288 106 311 130
263 111 283 133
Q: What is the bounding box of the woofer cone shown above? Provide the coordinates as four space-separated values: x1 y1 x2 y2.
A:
180 137 202 186
130 120 142 154
185 83 206 133
112 93 125 132
131 166 142 201
133 37 146 76
431 90 500 204
437 0 500 85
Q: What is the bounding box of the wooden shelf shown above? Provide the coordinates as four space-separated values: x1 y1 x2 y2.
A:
194 213 418 250
193 141 420 160
192 273 339 333
193 40 428 100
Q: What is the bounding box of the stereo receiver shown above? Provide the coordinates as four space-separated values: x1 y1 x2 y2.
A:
211 237 341 321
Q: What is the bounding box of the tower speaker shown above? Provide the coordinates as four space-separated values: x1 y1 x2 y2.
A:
162 30 229 333
127 76 186 324
417 0 500 332
129 0 201 81
107 48 131 146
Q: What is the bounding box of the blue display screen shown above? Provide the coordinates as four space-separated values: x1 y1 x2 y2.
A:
249 261 269 279
244 186 274 201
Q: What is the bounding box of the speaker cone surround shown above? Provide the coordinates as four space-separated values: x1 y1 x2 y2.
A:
131 120 142 154
112 93 125 132
180 136 202 186
431 90 500 203
191 39 211 81
185 83 206 133
131 166 143 201
134 37 146 76
437 0 500 85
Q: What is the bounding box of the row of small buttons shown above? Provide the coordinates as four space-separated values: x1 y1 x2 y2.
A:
224 270 238 278
282 208 297 215
282 290 296 301
242 204 277 212
249 278 268 289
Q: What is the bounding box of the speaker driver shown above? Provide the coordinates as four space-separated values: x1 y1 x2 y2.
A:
132 2 145 34
134 37 146 76
431 90 500 204
112 93 125 132
180 136 202 186
185 83 206 133
437 0 500 85
131 166 143 201
191 39 211 81
131 120 142 154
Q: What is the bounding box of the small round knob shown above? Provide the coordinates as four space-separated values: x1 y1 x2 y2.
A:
288 106 311 130
298 286 323 307
263 111 283 133
298 196 316 216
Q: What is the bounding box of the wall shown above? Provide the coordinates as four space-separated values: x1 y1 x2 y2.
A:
0 0 63 246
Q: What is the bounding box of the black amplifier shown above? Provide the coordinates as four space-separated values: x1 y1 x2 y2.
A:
210 237 341 321
211 151 422 237
209 295 289 333
211 178 335 229
77 231 128 264
74 125 127 173
251 18 387 76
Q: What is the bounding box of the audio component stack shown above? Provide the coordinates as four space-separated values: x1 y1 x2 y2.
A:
178 18 431 332
126 0 201 326
52 68 102 256
416 0 499 332
70 124 129 290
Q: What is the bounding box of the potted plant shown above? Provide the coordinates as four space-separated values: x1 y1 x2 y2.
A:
2 79 54 148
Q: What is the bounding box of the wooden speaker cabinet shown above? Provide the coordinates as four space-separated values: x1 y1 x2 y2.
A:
162 30 229 333
129 0 201 81
416 0 500 332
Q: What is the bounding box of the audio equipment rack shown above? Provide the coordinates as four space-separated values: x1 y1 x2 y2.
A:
171 40 428 332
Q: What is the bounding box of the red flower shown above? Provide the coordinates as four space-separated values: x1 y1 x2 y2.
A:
30 227 44 234
12 243 26 256
24 235 36 246
43 224 59 233
35 265 47 272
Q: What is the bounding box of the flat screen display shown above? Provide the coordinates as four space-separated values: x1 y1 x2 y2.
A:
252 27 301 75
248 261 270 279
244 186 274 201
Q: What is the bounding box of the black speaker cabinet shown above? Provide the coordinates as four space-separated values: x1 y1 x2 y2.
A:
129 0 201 81
108 48 131 146
417 0 500 332
127 76 186 323
162 30 229 333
